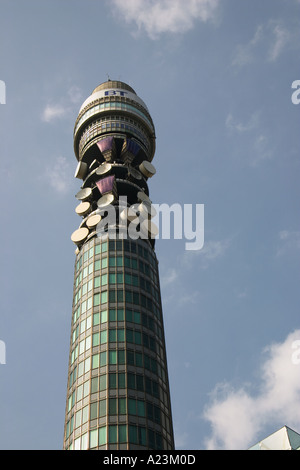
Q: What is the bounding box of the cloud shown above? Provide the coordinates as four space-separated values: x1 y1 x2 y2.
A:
203 329 300 449
276 230 300 256
41 85 82 123
109 0 219 39
44 156 73 194
268 23 290 62
232 25 263 67
232 21 290 67
42 104 67 123
225 111 260 133
225 111 272 166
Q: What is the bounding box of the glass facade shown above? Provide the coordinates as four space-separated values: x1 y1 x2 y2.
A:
64 237 174 450
64 80 174 450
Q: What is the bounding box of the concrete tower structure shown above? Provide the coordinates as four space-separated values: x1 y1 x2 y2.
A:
63 81 174 450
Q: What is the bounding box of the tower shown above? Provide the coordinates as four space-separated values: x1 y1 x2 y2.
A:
63 81 175 450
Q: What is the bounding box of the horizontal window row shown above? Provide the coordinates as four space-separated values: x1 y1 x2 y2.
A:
68 370 160 406
72 307 160 344
66 423 163 450
76 239 157 272
75 100 153 136
68 349 162 389
71 328 157 364
73 289 160 323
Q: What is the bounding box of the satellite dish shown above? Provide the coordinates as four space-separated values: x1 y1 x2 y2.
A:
75 201 91 216
95 163 112 175
75 187 92 201
97 193 115 208
71 227 89 245
86 214 102 228
139 161 156 178
74 161 88 179
120 204 139 224
138 202 156 219
137 191 151 204
128 165 142 180
141 220 159 238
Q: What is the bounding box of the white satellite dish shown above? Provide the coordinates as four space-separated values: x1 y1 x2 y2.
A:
86 214 102 228
137 191 151 204
95 163 112 175
139 161 156 178
138 202 157 219
74 161 88 179
141 220 159 238
128 165 142 180
75 187 92 201
75 201 91 216
97 193 115 208
71 227 89 245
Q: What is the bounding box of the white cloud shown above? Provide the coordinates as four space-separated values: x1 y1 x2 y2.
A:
203 329 300 449
225 112 273 166
232 21 291 67
232 25 263 67
276 230 300 256
225 111 260 133
268 23 290 62
45 156 73 194
41 85 82 123
161 268 178 287
110 0 219 39
42 104 67 123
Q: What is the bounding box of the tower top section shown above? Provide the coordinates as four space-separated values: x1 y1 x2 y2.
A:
74 80 155 162
92 80 137 95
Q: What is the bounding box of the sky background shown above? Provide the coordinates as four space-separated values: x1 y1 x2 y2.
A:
0 0 299 450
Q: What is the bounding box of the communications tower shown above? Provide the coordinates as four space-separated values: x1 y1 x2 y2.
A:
63 80 174 450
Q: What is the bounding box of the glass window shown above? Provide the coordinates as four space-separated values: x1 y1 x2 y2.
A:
100 351 107 366
109 425 117 444
128 398 136 415
92 333 100 347
101 257 108 269
129 425 137 444
101 310 108 323
109 373 116 388
90 429 98 448
93 312 100 326
99 375 106 391
118 398 126 415
137 400 145 417
119 425 127 443
92 354 99 369
99 400 106 417
109 398 117 415
109 329 116 342
109 350 117 364
100 330 107 344
99 426 107 445
101 291 108 304
138 427 146 446
118 372 125 388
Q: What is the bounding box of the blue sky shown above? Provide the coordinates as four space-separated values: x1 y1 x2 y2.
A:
0 0 299 450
